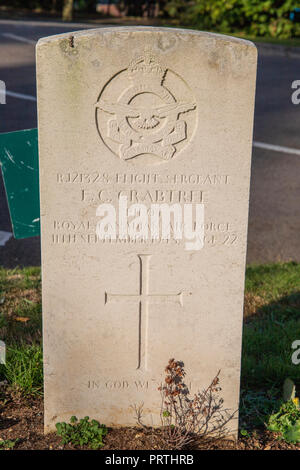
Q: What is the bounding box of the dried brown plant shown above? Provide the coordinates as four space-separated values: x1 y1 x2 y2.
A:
158 359 236 449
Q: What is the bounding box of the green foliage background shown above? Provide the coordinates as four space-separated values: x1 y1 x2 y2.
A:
2 1 300 38
166 0 300 38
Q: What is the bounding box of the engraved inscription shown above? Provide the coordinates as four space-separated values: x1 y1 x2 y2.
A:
56 172 230 185
104 255 183 371
87 378 198 392
96 51 197 162
51 221 238 247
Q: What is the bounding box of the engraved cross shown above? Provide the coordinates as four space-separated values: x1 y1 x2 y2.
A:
104 254 183 371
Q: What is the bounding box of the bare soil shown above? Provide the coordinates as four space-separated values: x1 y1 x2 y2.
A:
0 391 299 450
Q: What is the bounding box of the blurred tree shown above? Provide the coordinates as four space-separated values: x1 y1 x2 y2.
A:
120 0 168 17
164 0 300 39
62 0 74 21
145 0 156 18
158 0 168 16
51 0 57 13
126 0 143 16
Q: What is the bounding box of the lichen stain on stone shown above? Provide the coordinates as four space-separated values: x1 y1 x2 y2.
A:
205 42 253 77
103 32 131 49
92 59 101 68
157 34 177 52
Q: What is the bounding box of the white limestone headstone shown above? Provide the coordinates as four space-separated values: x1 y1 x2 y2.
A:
37 27 257 434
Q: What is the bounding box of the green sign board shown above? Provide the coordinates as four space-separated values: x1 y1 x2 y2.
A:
0 128 40 239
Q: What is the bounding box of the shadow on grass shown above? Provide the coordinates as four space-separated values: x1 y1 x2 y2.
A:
240 263 300 431
242 290 300 391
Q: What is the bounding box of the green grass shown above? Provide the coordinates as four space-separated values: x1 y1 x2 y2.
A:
2 344 43 396
242 262 300 390
240 262 300 430
0 263 299 432
0 267 42 395
245 262 300 299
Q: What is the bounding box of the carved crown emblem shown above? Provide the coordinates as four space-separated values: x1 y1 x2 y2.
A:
127 52 166 83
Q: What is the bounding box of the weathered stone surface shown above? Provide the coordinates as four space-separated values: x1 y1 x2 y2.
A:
37 27 257 434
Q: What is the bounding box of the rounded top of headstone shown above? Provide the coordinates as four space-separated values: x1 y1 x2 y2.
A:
36 26 257 51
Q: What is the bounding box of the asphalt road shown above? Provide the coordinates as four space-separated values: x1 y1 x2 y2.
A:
0 19 299 266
